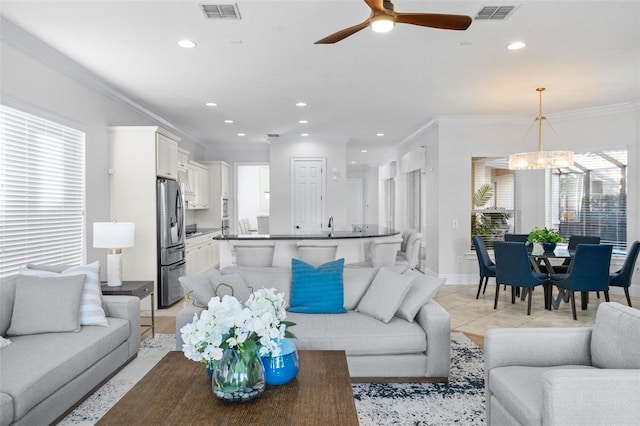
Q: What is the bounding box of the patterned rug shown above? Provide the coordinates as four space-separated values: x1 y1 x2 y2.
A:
61 333 485 425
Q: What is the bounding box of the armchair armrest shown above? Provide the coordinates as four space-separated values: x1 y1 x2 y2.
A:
485 327 593 372
542 369 640 425
415 300 451 378
103 295 141 358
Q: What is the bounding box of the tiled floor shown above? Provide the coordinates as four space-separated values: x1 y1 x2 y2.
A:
434 284 638 340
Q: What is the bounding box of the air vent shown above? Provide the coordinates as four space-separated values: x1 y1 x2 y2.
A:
201 4 241 19
475 6 516 20
267 134 280 138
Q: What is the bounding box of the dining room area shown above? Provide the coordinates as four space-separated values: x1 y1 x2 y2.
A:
461 232 640 346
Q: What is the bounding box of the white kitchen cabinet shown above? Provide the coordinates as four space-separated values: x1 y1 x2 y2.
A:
156 133 178 179
185 232 219 276
192 161 230 228
186 161 209 210
177 148 194 202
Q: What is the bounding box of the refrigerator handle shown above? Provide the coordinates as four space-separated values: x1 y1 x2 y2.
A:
176 182 184 242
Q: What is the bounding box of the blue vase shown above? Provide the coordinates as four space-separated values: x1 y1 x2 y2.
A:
260 338 299 386
543 242 557 253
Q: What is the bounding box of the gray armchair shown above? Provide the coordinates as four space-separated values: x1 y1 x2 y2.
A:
484 302 640 425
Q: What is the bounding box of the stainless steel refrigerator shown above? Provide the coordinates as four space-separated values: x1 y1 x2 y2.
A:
157 178 186 308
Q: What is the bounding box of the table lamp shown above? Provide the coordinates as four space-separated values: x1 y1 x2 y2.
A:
93 222 135 287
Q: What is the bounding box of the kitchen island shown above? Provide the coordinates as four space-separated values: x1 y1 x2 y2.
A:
216 225 400 268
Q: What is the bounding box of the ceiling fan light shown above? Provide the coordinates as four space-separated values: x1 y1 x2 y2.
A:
371 16 395 33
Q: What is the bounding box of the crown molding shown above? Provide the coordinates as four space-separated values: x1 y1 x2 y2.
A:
0 17 206 148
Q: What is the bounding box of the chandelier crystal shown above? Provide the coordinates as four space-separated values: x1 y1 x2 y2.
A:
508 88 574 170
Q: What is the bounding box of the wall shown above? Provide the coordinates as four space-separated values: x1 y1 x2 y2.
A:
0 29 203 280
269 141 347 234
346 166 379 226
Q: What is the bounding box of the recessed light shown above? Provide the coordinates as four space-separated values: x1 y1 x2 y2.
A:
296 102 307 107
298 120 308 124
224 120 234 124
351 161 357 164
205 102 217 107
507 41 526 50
458 41 472 46
301 133 309 137
237 133 245 137
361 150 368 153
376 133 384 137
178 40 197 48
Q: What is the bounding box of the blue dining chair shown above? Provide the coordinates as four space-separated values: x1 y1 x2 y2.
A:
541 235 600 274
494 242 549 315
504 234 529 243
472 236 496 299
609 240 640 307
549 244 612 320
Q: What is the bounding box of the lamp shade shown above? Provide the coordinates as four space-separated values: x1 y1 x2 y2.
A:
93 222 135 248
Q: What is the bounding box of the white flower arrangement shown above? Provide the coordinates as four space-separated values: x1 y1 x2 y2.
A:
180 287 295 367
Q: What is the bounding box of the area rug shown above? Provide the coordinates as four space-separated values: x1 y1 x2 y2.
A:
61 333 485 425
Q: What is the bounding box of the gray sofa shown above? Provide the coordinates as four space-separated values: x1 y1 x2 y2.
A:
484 302 640 426
0 275 140 426
176 265 451 379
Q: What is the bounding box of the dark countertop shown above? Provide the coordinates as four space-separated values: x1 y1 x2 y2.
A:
215 225 399 240
185 227 222 239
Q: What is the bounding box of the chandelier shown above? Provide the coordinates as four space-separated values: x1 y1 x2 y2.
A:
508 88 574 170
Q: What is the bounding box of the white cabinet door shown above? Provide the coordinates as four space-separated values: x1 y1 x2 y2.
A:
156 133 178 179
221 163 229 197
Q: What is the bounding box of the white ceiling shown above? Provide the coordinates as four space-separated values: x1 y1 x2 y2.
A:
2 1 639 165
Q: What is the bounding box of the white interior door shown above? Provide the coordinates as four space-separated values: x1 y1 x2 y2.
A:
291 158 325 233
346 177 363 229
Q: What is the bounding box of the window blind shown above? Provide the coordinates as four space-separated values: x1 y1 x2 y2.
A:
551 150 627 250
0 104 85 277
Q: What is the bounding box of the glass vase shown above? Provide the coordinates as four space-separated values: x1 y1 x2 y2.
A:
212 347 265 403
261 338 299 386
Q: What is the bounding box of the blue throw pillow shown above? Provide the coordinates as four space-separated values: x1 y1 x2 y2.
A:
289 258 346 314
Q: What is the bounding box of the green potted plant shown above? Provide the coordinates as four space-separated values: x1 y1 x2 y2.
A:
526 227 566 253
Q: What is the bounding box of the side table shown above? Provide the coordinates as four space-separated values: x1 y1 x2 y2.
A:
101 280 154 338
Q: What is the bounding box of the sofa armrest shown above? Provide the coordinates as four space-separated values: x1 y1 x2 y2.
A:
542 369 640 425
103 295 141 358
415 300 451 378
175 303 205 350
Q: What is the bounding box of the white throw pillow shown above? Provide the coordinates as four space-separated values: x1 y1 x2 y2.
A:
342 267 378 310
210 272 252 303
0 336 11 348
356 267 416 323
20 261 108 327
395 270 447 322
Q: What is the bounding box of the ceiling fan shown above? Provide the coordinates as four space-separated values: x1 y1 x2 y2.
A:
315 0 472 44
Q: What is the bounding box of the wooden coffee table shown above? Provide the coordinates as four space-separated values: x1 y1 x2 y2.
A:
97 350 359 425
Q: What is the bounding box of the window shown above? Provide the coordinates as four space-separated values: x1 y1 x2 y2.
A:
471 157 516 248
0 105 85 277
551 150 627 250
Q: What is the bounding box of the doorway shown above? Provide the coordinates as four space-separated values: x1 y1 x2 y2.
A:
237 164 270 234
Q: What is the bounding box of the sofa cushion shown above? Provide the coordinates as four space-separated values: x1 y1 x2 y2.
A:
0 277 16 337
342 267 378 310
287 310 427 356
180 269 252 307
7 274 85 336
591 302 640 369
396 270 446 322
20 262 108 327
222 267 291 303
356 268 415 323
489 365 596 425
289 258 346 314
0 317 130 420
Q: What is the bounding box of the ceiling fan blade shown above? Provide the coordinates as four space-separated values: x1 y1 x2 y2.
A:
395 13 472 30
365 0 385 12
314 20 371 44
